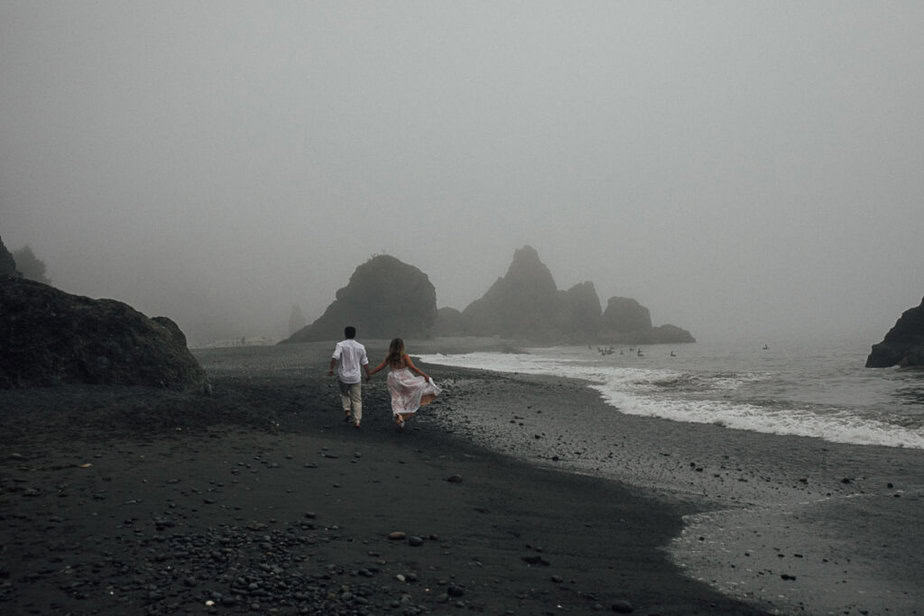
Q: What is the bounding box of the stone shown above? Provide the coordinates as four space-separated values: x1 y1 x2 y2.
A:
611 599 634 613
866 297 924 367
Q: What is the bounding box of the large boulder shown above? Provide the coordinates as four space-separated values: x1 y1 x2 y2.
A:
282 255 437 343
461 246 565 341
0 234 19 278
866 297 924 368
0 277 206 389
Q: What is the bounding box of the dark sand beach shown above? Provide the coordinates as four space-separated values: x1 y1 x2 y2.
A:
0 340 775 615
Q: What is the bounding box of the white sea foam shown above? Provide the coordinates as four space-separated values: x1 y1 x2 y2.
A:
419 351 924 450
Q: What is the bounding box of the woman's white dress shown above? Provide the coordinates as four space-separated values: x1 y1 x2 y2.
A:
386 367 442 416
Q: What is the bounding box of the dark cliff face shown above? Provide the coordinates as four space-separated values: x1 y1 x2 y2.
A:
866 297 924 368
282 255 437 343
0 277 206 389
0 235 20 278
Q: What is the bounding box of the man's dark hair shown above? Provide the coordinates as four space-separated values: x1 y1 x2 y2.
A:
344 326 356 339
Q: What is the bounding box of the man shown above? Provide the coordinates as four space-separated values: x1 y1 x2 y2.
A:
328 326 369 429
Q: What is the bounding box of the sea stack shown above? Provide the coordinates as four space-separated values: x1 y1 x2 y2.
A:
282 254 437 343
866 297 924 368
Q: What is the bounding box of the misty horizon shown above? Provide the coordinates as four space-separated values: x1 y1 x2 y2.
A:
2 2 922 346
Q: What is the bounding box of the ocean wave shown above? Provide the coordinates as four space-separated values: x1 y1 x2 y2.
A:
420 351 924 450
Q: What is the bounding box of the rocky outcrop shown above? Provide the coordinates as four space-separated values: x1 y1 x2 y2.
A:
866 297 924 368
457 246 693 344
0 277 206 389
282 255 437 343
601 297 652 333
461 246 571 342
434 307 466 337
598 296 694 344
0 235 19 278
558 282 602 340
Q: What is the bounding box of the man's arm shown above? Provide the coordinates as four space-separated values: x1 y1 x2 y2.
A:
328 358 337 376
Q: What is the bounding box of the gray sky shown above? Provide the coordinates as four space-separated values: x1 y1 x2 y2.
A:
2 1 922 346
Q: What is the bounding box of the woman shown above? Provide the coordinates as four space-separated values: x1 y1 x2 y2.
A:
368 338 442 428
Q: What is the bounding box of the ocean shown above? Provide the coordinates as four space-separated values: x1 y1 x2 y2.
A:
419 338 924 450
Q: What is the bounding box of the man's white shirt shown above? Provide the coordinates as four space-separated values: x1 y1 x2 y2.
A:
332 339 368 383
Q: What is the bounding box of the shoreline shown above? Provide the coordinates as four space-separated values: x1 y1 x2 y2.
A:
413 344 923 616
0 341 771 615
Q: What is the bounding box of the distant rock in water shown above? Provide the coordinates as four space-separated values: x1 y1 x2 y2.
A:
457 245 692 344
288 303 307 336
601 297 652 332
598 296 694 344
0 234 19 278
866 297 924 368
434 306 466 337
558 281 603 340
0 277 206 389
461 246 567 341
282 255 437 343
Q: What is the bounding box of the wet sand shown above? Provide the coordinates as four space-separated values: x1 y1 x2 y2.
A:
0 340 771 615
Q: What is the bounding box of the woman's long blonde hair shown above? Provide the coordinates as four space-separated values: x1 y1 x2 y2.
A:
386 338 405 367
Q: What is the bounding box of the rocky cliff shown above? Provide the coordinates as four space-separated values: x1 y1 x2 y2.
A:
282 255 437 343
0 277 206 389
866 297 924 368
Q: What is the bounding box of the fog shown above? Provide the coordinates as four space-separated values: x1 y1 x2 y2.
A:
2 2 922 346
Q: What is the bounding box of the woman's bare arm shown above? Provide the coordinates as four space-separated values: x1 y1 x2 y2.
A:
403 354 429 380
367 359 387 377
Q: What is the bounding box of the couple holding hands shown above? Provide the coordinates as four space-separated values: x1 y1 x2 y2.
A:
328 326 442 429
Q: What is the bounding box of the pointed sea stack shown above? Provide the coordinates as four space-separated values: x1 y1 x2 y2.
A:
282 255 437 343
866 297 924 368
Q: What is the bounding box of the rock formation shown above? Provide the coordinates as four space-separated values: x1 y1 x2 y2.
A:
434 307 466 337
558 281 603 340
457 246 693 344
282 255 437 343
0 234 19 278
866 297 924 368
460 246 575 342
598 296 694 344
11 245 51 284
288 304 307 336
601 297 652 333
0 277 206 389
